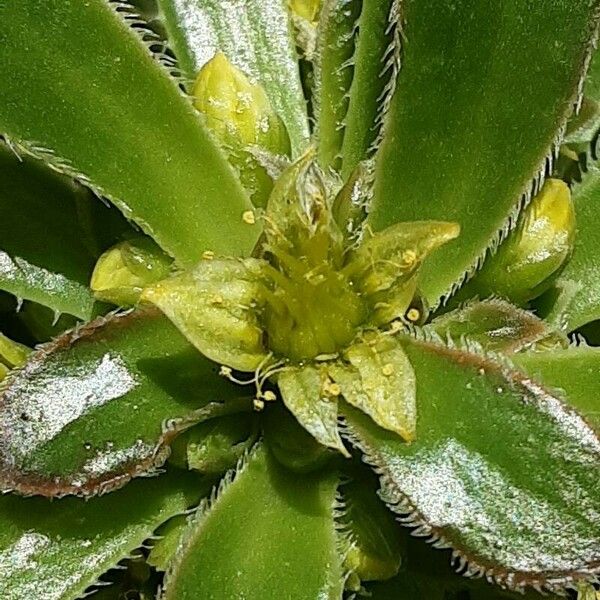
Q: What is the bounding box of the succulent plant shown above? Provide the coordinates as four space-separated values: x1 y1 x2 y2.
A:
0 1 599 599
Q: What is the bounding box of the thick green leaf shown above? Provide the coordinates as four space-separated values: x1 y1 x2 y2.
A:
369 0 598 305
514 346 600 431
430 299 567 354
0 0 258 265
0 470 202 600
342 335 600 593
341 0 394 179
314 0 360 171
543 160 600 331
566 47 600 144
0 308 244 497
156 0 309 156
162 444 343 600
0 145 97 319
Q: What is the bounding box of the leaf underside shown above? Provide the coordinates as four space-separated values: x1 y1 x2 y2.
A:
0 0 259 265
342 335 600 593
162 444 343 600
369 0 599 306
0 308 244 497
157 0 309 156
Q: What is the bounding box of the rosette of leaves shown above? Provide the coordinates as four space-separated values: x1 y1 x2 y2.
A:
0 1 599 599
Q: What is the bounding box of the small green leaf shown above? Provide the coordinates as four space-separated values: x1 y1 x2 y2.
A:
0 144 98 319
330 331 416 442
141 258 269 372
0 334 30 372
156 0 309 156
369 0 598 305
341 0 395 178
277 364 348 455
543 160 600 331
147 514 188 573
0 0 259 265
342 335 600 593
0 308 243 497
430 299 567 354
162 444 344 600
513 346 600 431
0 470 202 600
314 0 360 171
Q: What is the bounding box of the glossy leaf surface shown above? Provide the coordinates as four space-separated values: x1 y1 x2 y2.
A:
0 0 258 265
514 346 600 431
0 471 201 600
0 309 242 497
343 335 600 592
157 0 309 155
545 160 600 331
0 145 98 319
163 445 343 600
369 0 598 304
341 0 394 178
430 299 567 354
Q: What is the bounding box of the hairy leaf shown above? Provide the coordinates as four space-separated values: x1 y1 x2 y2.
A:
314 0 360 171
0 0 258 265
0 145 98 319
162 445 343 600
543 159 600 331
341 0 395 178
0 308 244 497
430 299 567 354
514 346 600 431
0 470 202 600
342 335 600 593
369 0 598 305
157 0 309 156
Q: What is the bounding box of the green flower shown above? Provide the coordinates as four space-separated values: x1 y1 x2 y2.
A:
142 151 458 453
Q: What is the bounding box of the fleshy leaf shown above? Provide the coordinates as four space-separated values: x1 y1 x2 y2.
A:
369 0 598 305
430 299 568 354
0 144 98 319
514 346 600 432
542 159 600 331
156 0 309 155
314 0 360 171
0 308 244 497
141 258 269 372
342 335 600 593
0 0 259 265
566 48 600 145
330 332 416 441
0 470 203 600
341 0 395 178
277 364 348 455
147 514 188 573
162 444 344 600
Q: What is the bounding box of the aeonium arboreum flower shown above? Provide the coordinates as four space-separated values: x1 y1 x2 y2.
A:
141 150 459 454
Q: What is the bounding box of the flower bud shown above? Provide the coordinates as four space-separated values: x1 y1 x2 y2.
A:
193 52 291 207
0 333 30 381
462 178 575 306
90 237 172 306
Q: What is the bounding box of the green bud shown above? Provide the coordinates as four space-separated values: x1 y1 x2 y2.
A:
331 162 369 244
90 237 172 306
0 333 30 381
193 52 291 207
463 178 576 306
169 415 257 474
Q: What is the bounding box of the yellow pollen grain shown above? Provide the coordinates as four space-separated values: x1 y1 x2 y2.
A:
327 382 341 397
202 250 215 260
242 210 256 225
406 308 421 322
211 294 224 305
262 390 277 402
401 249 417 267
382 363 394 377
